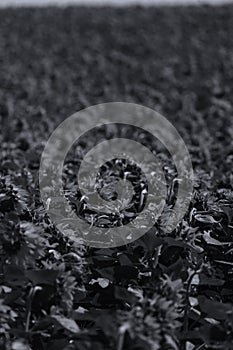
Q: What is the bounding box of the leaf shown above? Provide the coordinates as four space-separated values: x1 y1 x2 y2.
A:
114 265 138 281
26 269 59 286
203 231 231 246
198 296 233 320
185 342 195 350
137 228 164 255
195 213 219 224
45 339 69 350
189 297 198 307
114 286 137 303
128 286 144 301
4 265 25 286
1 285 12 293
12 340 31 350
165 334 178 350
205 317 220 325
52 315 80 333
75 306 87 314
199 274 225 286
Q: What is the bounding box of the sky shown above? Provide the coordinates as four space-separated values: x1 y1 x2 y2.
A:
0 0 232 6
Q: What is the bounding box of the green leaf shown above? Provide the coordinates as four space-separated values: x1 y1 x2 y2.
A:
198 296 233 320
52 315 80 333
203 231 231 246
26 269 59 285
195 213 219 224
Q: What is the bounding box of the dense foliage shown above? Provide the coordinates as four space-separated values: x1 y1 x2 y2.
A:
0 5 233 350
